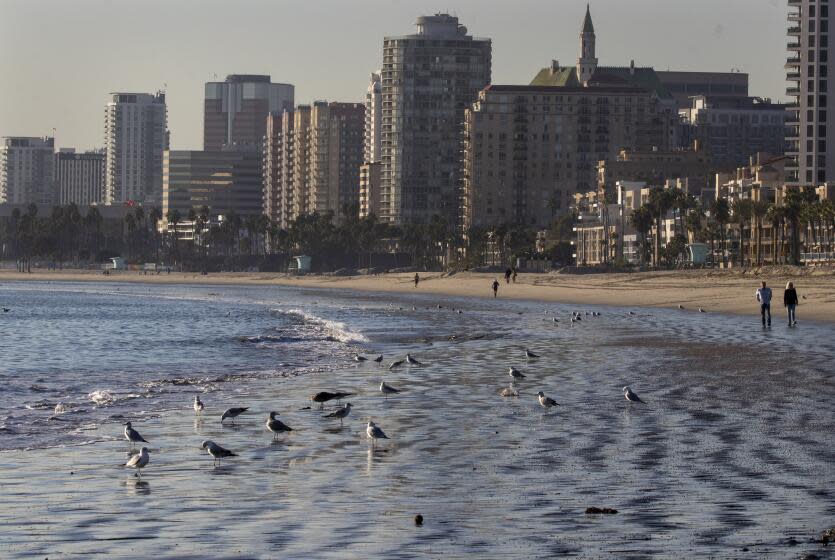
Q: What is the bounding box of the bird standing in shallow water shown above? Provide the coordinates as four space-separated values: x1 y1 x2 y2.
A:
405 354 422 365
380 381 401 398
623 386 645 404
525 348 540 359
220 407 249 424
124 422 148 449
509 367 526 380
193 395 204 415
367 420 389 446
324 403 352 426
310 391 353 409
537 391 559 410
266 411 293 439
125 447 149 479
201 440 237 467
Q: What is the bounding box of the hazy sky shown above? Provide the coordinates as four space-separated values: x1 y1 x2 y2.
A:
1 0 788 151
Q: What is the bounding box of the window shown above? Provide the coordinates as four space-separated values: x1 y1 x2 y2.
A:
810 64 817 77
819 169 827 182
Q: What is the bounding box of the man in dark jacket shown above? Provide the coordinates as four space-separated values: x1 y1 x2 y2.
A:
784 281 799 326
756 281 772 327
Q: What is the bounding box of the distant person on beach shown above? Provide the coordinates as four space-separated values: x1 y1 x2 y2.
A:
784 281 798 327
492 279 500 298
414 273 420 288
505 268 512 284
756 281 772 327
512 267 518 283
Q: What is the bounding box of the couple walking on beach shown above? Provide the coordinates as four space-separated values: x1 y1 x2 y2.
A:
755 281 799 328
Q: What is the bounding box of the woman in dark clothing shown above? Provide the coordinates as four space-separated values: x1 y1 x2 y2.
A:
784 281 799 327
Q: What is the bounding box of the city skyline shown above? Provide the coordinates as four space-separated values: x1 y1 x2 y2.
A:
1 0 787 152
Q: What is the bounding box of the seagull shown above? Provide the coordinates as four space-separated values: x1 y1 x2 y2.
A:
678 304 684 309
380 381 401 398
552 318 559 323
2 308 9 312
193 395 204 415
324 403 352 426
373 355 384 363
355 355 368 362
125 447 149 479
698 308 706 313
124 422 148 449
623 386 645 404
266 411 293 439
389 359 405 370
509 367 526 380
220 407 249 424
405 354 422 365
366 420 389 446
525 349 540 359
629 311 636 316
310 391 353 409
537 391 559 410
201 440 237 467
499 384 518 397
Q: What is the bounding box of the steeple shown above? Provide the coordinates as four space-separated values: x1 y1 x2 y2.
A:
577 3 598 85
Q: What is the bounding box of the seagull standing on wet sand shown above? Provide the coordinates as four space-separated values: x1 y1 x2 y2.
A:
537 391 559 410
380 381 401 398
125 447 149 479
124 422 148 449
367 420 389 446
266 412 293 439
193 395 204 415
623 386 645 404
220 407 249 424
201 440 237 467
325 403 352 426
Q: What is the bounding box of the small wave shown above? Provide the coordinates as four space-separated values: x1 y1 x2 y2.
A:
88 389 116 406
280 309 369 344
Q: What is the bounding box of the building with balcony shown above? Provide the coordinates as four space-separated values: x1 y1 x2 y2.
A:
380 14 492 226
104 92 168 206
0 136 56 206
785 0 835 186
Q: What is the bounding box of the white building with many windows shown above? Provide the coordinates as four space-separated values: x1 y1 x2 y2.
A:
0 136 56 205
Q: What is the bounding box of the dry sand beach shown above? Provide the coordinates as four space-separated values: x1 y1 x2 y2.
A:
2 266 835 323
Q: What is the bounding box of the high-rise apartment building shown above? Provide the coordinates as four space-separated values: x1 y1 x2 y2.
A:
263 102 365 226
364 72 383 164
679 95 787 168
380 14 491 225
0 137 56 205
204 75 294 151
786 0 834 186
104 92 168 206
162 149 263 220
55 149 105 205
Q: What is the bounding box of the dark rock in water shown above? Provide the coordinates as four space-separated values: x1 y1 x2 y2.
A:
819 527 835 544
414 514 423 526
585 507 618 515
800 554 820 560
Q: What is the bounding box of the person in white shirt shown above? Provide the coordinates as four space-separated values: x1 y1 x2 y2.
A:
755 281 772 327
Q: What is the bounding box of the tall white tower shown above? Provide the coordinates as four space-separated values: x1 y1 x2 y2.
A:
577 4 597 85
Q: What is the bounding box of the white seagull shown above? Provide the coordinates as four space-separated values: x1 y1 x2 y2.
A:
125 447 150 479
509 366 526 380
324 403 352 426
623 386 645 404
366 420 389 446
266 411 293 439
220 407 249 424
124 422 148 449
537 391 559 410
201 440 237 467
380 381 401 398
193 395 204 415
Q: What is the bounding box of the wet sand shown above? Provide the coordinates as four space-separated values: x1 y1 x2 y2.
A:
2 289 834 558
2 266 835 323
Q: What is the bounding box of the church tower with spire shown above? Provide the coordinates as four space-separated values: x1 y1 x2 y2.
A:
577 4 598 85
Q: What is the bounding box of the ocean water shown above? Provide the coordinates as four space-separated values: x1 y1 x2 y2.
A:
0 281 834 558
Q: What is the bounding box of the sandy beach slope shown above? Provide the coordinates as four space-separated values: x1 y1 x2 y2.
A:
2 267 833 323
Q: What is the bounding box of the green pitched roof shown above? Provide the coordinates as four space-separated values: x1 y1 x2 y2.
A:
582 4 594 33
529 65 672 99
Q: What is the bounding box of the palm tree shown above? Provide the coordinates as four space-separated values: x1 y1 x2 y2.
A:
166 208 182 265
630 205 653 265
730 199 753 266
750 200 770 266
647 187 676 267
710 198 730 267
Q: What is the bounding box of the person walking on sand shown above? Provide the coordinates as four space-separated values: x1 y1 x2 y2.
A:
492 279 500 298
784 281 799 327
414 273 420 288
756 281 772 328
505 268 512 284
